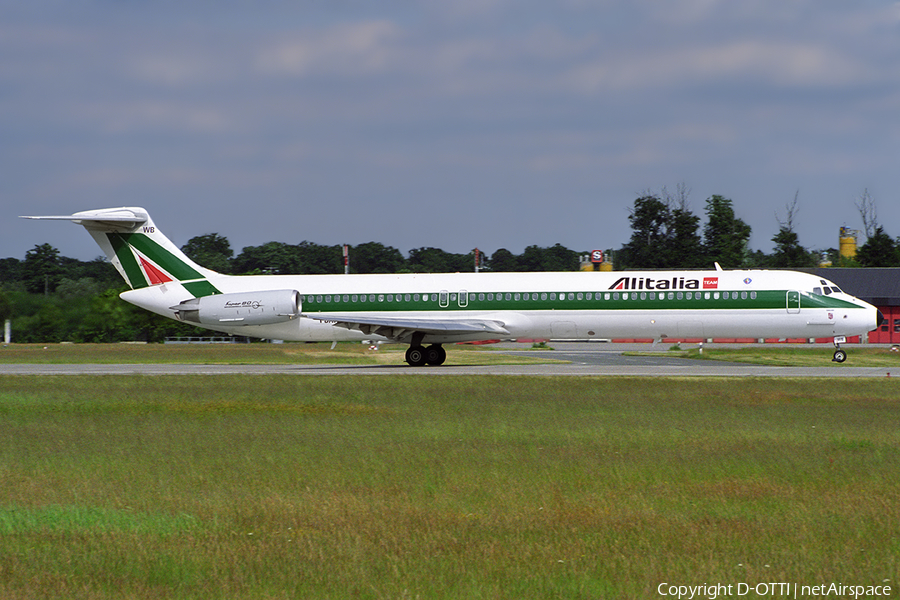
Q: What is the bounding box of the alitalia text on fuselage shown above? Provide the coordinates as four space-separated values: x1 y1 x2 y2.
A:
609 275 719 291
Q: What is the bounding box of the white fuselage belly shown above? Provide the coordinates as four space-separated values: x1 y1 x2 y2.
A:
196 309 862 343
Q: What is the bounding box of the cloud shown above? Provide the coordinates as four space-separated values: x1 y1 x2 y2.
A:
129 53 222 87
563 39 873 94
256 20 403 78
2 0 899 260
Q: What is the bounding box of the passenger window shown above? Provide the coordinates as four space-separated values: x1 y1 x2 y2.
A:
676 292 683 300
541 293 548 301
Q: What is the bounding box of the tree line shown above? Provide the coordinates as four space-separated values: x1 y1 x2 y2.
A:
0 240 583 343
618 188 899 270
2 189 898 343
181 235 582 277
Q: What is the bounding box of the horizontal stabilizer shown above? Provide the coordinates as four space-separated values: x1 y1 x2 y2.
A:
21 208 149 229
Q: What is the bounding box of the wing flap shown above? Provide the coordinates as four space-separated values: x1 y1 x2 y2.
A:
304 313 510 340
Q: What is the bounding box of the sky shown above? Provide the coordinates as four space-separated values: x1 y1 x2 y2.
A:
2 0 899 264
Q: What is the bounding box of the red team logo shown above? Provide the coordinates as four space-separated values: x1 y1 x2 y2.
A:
702 277 718 289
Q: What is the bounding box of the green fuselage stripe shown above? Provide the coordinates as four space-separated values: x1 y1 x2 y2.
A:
300 289 860 313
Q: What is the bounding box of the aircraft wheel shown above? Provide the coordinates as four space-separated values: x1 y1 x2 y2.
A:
425 344 446 366
405 345 427 367
832 349 847 363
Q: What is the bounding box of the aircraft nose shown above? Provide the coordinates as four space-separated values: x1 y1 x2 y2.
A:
875 309 885 331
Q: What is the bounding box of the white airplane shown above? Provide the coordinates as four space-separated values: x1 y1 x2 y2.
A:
24 207 882 365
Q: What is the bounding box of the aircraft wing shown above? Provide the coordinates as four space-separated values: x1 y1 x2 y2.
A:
304 313 510 341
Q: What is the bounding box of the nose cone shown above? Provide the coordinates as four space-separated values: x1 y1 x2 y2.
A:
875 309 885 331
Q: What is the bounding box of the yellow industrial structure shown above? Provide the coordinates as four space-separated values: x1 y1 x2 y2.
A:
839 227 859 260
580 250 613 271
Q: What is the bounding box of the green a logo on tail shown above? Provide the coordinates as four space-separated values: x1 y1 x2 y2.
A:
105 230 220 297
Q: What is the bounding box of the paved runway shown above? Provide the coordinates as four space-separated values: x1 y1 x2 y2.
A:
1 343 895 378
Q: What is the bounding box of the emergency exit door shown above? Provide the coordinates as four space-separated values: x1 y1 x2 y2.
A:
786 291 801 314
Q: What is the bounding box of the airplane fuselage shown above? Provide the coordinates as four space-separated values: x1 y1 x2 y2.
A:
25 207 881 365
122 269 878 345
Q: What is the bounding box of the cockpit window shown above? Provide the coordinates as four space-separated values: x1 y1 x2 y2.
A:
814 280 844 296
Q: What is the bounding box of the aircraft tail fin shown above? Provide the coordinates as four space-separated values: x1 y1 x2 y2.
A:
22 207 221 295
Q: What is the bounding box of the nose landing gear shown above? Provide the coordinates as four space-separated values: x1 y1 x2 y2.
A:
832 336 847 363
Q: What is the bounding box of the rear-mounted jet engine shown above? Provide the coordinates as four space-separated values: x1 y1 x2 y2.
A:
171 290 301 325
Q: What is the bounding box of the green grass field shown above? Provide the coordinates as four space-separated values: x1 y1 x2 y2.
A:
621 345 900 368
4 341 900 369
0 342 555 367
1 375 898 599
687 346 900 367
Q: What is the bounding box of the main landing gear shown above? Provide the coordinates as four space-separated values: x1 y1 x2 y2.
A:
832 336 847 363
405 344 446 367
